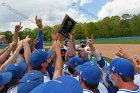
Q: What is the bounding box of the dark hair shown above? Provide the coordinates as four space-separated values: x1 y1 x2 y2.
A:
32 64 42 71
19 48 24 55
119 75 134 82
68 67 75 74
82 78 99 89
111 71 134 82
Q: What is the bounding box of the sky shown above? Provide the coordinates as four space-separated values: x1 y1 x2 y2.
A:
0 0 140 32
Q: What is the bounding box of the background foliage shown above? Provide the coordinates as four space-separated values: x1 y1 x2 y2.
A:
0 14 140 43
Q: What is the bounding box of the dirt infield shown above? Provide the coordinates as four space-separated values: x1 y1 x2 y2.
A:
94 44 140 59
44 44 140 59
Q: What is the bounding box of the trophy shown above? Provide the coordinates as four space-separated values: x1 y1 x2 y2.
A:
59 14 76 38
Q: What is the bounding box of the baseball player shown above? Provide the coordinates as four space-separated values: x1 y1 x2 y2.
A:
76 62 108 93
104 58 140 93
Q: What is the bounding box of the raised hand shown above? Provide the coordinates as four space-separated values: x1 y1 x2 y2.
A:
35 16 43 29
116 48 131 60
86 35 96 51
86 35 93 47
51 33 58 41
15 22 23 32
52 40 62 51
69 32 74 42
23 35 32 47
58 33 65 43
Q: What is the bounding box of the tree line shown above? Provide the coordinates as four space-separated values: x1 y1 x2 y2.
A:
0 13 140 43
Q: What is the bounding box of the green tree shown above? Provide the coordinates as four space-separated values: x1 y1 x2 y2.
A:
3 31 13 43
43 25 52 41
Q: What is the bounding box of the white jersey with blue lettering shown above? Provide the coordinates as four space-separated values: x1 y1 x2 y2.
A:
117 86 140 93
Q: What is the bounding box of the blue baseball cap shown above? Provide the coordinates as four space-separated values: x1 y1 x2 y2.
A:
104 58 135 76
65 57 84 67
17 70 44 93
55 76 83 93
76 62 101 84
30 76 82 93
3 60 27 80
29 49 54 67
17 60 28 74
80 40 86 43
0 72 12 86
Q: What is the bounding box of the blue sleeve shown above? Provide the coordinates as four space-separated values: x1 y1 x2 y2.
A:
97 54 106 68
47 61 54 80
36 30 43 49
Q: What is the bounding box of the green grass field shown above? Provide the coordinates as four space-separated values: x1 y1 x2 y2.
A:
44 40 140 46
103 56 112 63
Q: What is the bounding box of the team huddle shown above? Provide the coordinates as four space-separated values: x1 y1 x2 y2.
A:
0 16 140 93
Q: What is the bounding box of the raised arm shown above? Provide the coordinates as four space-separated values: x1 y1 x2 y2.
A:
87 36 106 67
0 46 9 56
0 40 23 72
12 22 23 42
65 33 76 62
35 16 44 49
116 48 140 73
23 35 32 72
52 40 63 80
0 41 16 65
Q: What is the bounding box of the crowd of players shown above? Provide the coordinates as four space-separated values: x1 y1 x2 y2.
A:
0 16 140 93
